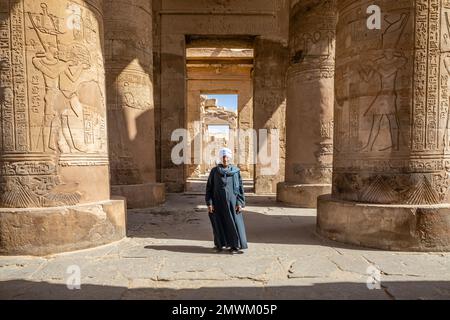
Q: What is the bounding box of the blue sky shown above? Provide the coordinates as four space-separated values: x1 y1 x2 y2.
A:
206 94 238 112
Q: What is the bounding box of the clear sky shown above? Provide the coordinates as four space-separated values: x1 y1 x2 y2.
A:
208 125 230 136
206 94 238 112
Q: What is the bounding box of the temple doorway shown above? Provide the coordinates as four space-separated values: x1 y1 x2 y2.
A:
184 43 255 193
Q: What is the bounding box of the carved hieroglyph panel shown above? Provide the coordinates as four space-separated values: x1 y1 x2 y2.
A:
333 0 450 205
117 72 153 111
25 0 107 156
289 0 336 82
285 0 335 184
0 0 107 208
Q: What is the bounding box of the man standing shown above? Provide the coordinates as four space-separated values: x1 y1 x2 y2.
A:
205 148 248 254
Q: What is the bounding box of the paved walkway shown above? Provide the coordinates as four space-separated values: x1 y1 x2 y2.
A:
1 194 450 299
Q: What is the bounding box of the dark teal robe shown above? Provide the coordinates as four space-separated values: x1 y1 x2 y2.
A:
205 165 248 249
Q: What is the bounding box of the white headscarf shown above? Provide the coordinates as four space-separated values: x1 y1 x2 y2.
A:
218 147 232 160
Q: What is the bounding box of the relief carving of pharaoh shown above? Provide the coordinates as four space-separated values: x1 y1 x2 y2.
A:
27 2 106 154
0 1 107 208
357 12 409 153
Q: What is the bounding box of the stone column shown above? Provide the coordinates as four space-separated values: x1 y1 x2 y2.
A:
277 0 336 208
317 0 450 251
0 0 126 255
159 33 185 192
104 0 165 208
253 38 288 194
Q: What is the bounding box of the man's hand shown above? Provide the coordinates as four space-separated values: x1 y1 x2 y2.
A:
208 205 214 214
236 205 242 214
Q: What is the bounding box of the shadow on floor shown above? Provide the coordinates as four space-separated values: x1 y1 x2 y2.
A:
165 194 307 209
128 209 377 251
143 245 234 255
1 279 450 299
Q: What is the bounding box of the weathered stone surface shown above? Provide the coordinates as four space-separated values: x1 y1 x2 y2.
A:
288 256 337 279
0 0 111 206
361 252 450 278
278 0 335 207
104 0 165 208
331 0 448 205
1 195 450 300
0 199 126 256
253 38 288 194
317 0 450 251
328 254 372 276
111 183 165 209
0 0 126 255
0 257 46 281
277 183 331 208
317 195 450 251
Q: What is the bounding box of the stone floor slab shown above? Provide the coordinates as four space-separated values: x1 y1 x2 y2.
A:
1 194 450 300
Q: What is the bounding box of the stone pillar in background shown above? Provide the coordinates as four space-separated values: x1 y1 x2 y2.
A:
251 0 289 195
0 0 126 255
159 33 186 193
104 0 165 208
277 0 336 208
317 0 450 251
253 38 288 194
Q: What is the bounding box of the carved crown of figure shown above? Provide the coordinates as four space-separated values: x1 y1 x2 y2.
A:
381 13 409 50
27 3 65 53
34 3 64 36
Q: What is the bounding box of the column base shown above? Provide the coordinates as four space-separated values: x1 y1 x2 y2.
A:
277 182 331 208
0 199 127 256
317 195 450 252
111 182 165 209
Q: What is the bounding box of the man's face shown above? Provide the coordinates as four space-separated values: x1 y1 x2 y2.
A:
47 45 59 59
222 155 229 166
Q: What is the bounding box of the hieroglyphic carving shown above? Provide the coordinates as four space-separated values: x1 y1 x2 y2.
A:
0 156 81 208
293 164 332 184
285 0 336 185
359 51 407 152
332 0 450 204
288 0 336 82
441 1 450 150
320 120 333 139
1 0 107 208
0 88 15 151
412 0 441 151
118 72 153 111
26 2 107 155
10 0 30 152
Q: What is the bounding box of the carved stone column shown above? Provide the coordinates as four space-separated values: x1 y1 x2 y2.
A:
0 0 126 255
104 0 165 208
277 0 335 207
317 0 450 251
